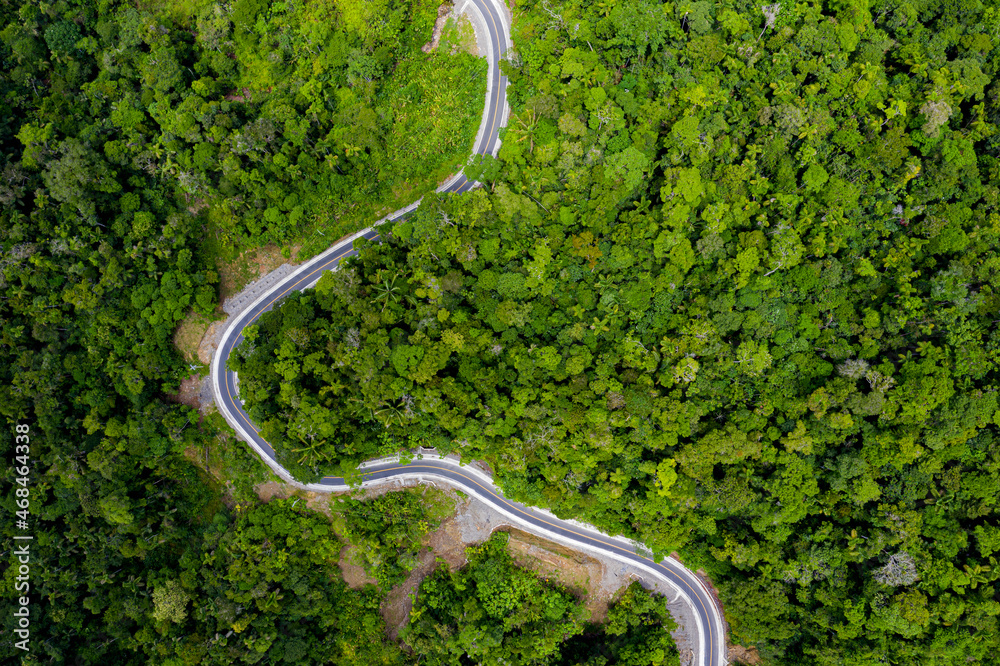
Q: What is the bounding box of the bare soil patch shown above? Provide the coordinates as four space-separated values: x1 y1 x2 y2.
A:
255 480 292 503
182 444 211 475
184 194 209 215
168 373 205 410
173 310 213 362
339 545 379 588
729 645 763 665
375 483 633 636
181 241 304 377
197 320 226 365
314 479 467 638
216 243 302 306
240 473 720 661
254 482 335 518
225 87 253 102
224 86 271 103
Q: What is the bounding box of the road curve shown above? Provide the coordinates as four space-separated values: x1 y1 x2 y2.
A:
209 2 727 664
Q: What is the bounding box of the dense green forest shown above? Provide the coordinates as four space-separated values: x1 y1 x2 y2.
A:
5 0 1000 663
404 532 680 666
1 0 481 663
0 0 687 663
232 0 1000 663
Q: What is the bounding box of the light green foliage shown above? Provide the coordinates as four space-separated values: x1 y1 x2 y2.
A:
336 490 443 588
734 340 772 377
675 167 704 203
6 0 486 255
151 579 191 624
607 145 651 192
233 0 1000 663
670 238 696 274
802 163 829 192
403 533 590 664
9 0 1000 663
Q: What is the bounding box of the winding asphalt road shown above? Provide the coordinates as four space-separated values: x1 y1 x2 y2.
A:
209 2 728 664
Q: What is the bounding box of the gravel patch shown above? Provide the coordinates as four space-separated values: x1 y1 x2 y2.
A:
198 375 216 415
222 263 296 316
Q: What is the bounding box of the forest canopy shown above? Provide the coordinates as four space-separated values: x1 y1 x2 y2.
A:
4 0 1000 663
232 0 1000 663
0 0 483 662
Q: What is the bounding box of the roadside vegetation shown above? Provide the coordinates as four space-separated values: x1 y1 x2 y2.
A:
0 0 481 662
5 0 1000 663
404 532 680 666
233 0 1000 663
335 488 453 588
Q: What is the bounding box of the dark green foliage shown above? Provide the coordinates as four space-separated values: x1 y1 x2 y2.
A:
0 0 475 662
337 491 437 588
402 532 590 664
163 499 404 665
558 582 680 666
235 0 1000 663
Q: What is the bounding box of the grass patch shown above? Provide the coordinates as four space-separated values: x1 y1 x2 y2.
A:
210 241 302 307
136 0 214 25
440 15 479 56
172 309 216 363
420 485 458 523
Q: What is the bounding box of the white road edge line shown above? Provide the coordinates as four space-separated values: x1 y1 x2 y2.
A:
207 2 726 664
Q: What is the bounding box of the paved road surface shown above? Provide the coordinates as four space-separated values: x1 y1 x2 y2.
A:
209 1 727 663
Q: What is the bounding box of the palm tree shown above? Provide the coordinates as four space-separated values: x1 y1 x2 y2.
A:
291 437 326 466
347 395 375 421
373 399 407 428
371 272 401 312
963 563 995 590
510 109 539 153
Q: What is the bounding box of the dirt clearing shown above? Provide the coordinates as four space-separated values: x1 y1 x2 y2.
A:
173 310 214 362
168 374 205 410
216 243 302 306
730 645 763 664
